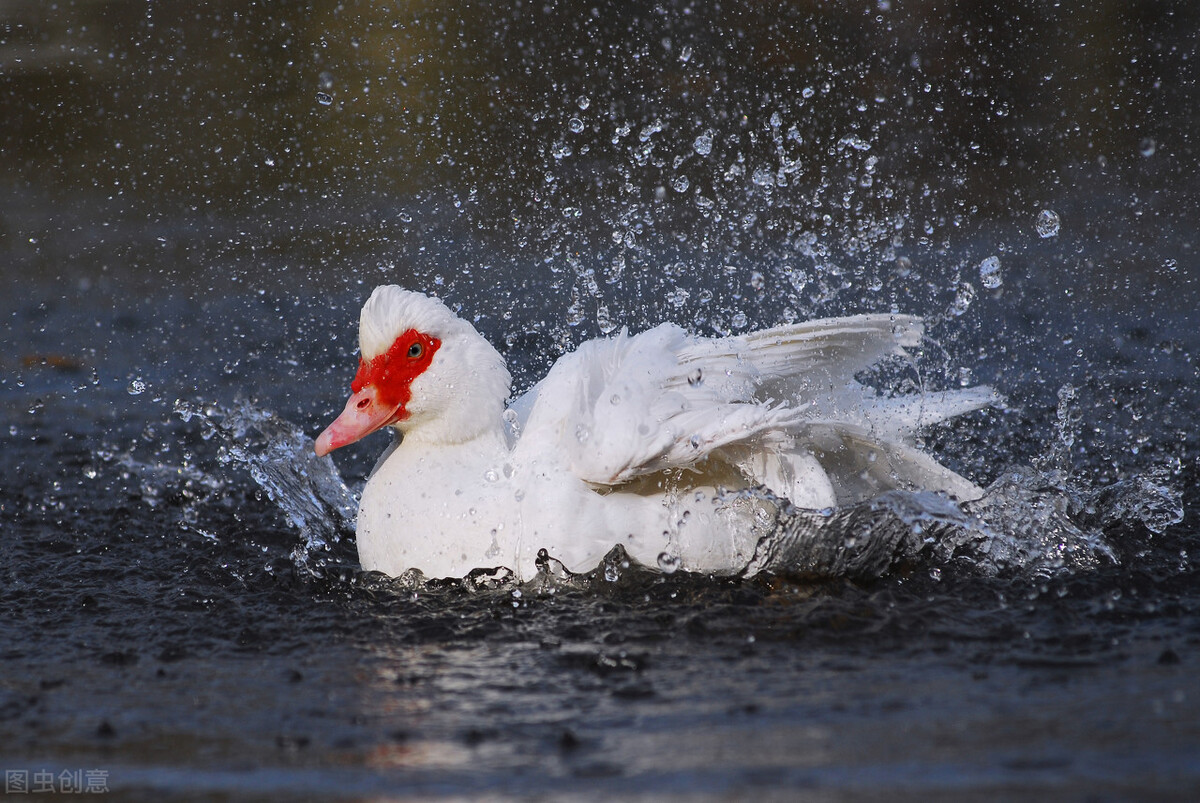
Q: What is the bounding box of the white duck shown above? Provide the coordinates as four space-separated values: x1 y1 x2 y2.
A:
315 286 994 580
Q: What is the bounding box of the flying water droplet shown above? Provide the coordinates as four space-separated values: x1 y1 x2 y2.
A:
949 282 976 317
596 305 617 335
752 167 775 187
1035 209 1060 238
1138 137 1157 157
978 256 1003 289
679 45 693 63
127 379 147 395
657 552 681 574
671 175 690 192
568 117 584 134
639 119 664 142
666 286 690 307
315 91 333 106
693 131 714 156
576 95 590 110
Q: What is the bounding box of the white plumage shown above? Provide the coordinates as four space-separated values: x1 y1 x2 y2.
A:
316 286 995 580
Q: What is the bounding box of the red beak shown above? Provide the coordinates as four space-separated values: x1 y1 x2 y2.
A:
314 386 402 457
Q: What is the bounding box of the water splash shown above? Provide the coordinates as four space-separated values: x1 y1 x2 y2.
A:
963 468 1116 578
741 488 973 580
1078 471 1184 536
96 448 226 541
132 401 1182 591
709 465 1177 584
174 399 358 570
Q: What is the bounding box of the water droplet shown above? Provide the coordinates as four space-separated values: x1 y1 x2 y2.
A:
127 379 146 395
679 45 693 63
837 135 871 151
1035 209 1060 238
1138 137 1157 157
315 91 333 106
671 175 690 192
929 567 942 581
802 86 815 99
575 425 591 444
731 311 748 329
693 131 713 156
609 394 621 405
604 563 620 582
752 168 775 187
568 117 584 134
749 271 765 290
639 119 663 142
666 286 690 307
657 552 681 574
949 282 976 316
687 369 703 387
596 305 617 335
576 95 590 110
978 256 1003 289
484 469 499 482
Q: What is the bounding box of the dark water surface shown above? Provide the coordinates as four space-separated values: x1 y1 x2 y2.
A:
4 2 1200 799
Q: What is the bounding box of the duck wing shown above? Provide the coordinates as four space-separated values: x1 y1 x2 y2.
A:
511 314 938 487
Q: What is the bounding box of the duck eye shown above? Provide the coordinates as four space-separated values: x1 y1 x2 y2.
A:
407 341 424 359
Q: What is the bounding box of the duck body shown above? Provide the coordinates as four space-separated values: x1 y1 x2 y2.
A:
317 286 995 580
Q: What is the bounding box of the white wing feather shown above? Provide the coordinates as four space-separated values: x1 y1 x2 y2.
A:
513 314 967 488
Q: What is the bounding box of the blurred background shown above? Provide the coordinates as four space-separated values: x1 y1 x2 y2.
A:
3 0 1197 475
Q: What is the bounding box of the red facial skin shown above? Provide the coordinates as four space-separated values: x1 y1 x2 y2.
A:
314 329 440 457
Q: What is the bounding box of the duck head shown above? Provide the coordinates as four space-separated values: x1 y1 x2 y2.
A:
315 286 511 455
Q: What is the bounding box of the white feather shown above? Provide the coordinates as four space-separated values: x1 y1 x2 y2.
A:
332 287 994 579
